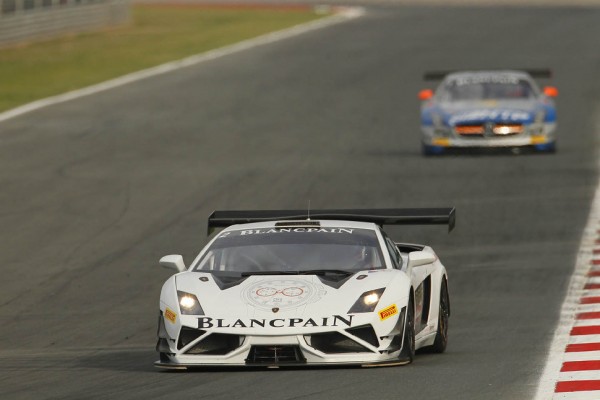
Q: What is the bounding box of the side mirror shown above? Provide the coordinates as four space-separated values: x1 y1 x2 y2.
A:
543 86 558 97
418 89 434 101
159 254 186 273
407 251 436 268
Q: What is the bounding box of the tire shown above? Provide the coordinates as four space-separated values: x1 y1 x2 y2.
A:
429 279 450 353
398 297 415 364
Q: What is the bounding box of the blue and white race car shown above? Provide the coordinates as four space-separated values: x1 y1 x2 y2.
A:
419 69 558 155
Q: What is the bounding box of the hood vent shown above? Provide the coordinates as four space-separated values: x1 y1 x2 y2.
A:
211 273 248 290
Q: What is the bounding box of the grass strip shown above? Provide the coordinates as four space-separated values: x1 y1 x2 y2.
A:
0 5 325 113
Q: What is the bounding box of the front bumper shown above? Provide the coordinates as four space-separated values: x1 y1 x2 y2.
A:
421 122 556 150
155 310 407 368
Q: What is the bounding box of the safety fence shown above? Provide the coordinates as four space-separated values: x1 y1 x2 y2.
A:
0 0 130 47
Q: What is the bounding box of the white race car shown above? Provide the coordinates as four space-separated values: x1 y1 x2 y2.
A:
155 208 454 369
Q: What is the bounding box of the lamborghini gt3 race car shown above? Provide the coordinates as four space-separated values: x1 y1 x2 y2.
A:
419 69 558 155
155 208 454 369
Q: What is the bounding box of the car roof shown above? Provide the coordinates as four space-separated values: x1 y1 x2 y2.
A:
222 219 379 232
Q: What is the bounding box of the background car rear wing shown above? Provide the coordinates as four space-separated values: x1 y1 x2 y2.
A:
423 68 553 81
207 208 456 235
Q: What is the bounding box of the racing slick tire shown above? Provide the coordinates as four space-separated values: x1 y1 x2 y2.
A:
398 297 415 364
533 141 556 154
422 143 445 156
427 278 450 353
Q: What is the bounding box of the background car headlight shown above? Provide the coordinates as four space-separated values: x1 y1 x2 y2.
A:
535 110 545 124
177 291 204 315
348 288 386 313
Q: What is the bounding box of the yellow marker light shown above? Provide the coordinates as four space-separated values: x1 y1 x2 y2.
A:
364 293 380 305
179 295 197 310
432 138 450 147
530 135 547 145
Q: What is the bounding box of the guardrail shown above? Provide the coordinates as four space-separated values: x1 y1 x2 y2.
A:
0 0 130 48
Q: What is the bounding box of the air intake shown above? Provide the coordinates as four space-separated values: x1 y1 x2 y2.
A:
246 345 305 364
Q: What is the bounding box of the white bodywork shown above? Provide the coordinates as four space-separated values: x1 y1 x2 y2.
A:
156 220 449 368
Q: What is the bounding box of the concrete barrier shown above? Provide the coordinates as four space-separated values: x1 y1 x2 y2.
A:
0 0 130 48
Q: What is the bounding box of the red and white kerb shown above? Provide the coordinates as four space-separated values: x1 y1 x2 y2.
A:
535 181 600 400
553 245 600 398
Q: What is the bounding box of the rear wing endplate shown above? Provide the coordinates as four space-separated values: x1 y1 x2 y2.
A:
207 208 455 235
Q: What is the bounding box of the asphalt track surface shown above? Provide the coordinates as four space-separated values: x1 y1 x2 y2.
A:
1 4 600 400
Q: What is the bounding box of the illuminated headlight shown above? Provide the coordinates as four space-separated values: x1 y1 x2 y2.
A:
177 291 204 315
348 288 385 313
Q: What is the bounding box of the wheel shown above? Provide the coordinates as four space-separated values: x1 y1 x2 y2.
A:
534 141 556 154
398 297 415 364
430 279 450 353
422 143 445 156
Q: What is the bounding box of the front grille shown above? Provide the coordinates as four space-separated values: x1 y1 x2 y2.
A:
185 333 244 355
307 331 371 353
455 123 523 137
246 345 305 364
455 124 485 136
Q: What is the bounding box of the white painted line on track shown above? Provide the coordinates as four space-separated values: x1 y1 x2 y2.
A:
575 304 600 313
568 335 600 345
574 320 600 327
534 190 600 397
0 6 365 124
554 391 600 400
558 371 600 381
564 351 600 361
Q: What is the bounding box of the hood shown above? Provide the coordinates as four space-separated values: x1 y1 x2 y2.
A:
175 270 402 322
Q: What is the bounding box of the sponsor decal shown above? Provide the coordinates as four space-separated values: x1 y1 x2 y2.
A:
164 308 177 324
379 304 398 321
217 228 355 239
243 279 326 311
197 315 354 329
454 75 520 86
449 109 531 126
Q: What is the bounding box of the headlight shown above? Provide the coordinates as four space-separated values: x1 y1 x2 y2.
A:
177 291 204 315
348 288 386 313
535 110 545 124
432 114 450 137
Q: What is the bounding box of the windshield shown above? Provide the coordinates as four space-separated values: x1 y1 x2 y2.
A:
193 227 385 274
439 76 536 101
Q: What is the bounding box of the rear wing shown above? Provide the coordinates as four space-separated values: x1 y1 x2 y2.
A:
423 68 553 81
207 207 455 235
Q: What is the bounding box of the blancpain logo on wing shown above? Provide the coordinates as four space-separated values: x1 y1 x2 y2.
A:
197 315 354 329
449 109 531 125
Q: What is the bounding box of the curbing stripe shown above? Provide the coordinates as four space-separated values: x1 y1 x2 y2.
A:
534 176 600 398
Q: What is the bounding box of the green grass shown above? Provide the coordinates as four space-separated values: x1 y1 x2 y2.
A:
0 5 325 113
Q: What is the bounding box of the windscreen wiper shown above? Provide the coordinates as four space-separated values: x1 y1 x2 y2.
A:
241 270 301 277
240 269 356 277
298 269 355 277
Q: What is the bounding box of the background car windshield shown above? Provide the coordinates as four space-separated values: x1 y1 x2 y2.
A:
194 227 384 273
440 78 535 101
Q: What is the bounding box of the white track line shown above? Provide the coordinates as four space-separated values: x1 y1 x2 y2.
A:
0 6 364 124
